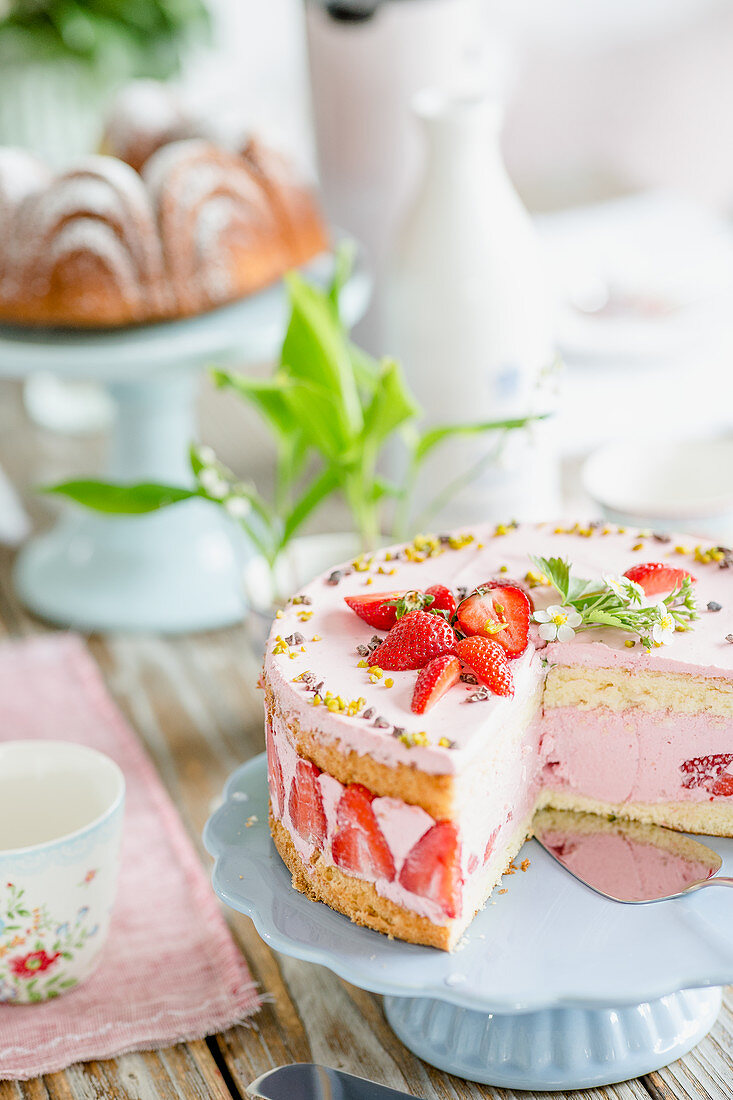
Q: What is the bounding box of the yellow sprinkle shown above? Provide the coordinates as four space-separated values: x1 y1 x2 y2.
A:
499 564 508 573
438 736 452 748
312 695 321 706
297 609 313 621
632 542 644 552
617 527 626 534
368 666 383 678
311 634 322 642
365 576 374 585
357 659 368 668
288 652 297 659
675 545 689 555
553 526 565 535
384 677 394 688
275 609 284 619
624 639 636 648
476 542 485 550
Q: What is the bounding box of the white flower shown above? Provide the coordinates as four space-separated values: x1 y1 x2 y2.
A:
196 445 216 466
652 602 676 646
224 495 251 519
199 468 228 499
534 604 583 642
604 574 645 605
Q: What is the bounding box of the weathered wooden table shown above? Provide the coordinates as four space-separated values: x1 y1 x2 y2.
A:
0 380 731 1099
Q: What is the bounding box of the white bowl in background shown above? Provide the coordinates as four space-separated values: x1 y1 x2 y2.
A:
582 438 733 542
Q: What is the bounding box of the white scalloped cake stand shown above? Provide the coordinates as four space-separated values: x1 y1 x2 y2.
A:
204 754 733 1091
0 246 370 633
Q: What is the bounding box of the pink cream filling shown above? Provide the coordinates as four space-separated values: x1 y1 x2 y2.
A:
541 707 733 805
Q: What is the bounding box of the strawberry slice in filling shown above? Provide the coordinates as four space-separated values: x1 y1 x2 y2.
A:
288 758 328 848
399 821 463 919
332 783 396 881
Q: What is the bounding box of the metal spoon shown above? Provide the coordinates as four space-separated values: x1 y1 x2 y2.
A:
533 808 733 903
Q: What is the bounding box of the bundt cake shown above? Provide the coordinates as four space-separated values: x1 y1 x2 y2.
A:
0 84 328 329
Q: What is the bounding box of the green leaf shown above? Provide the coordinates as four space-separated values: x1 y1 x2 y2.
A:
368 476 402 503
209 368 302 441
280 466 340 548
41 480 199 514
327 239 355 313
280 379 355 462
530 556 570 601
281 272 363 443
348 341 380 394
361 359 420 451
413 415 542 465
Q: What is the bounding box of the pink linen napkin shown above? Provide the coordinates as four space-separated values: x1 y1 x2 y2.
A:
0 633 260 1080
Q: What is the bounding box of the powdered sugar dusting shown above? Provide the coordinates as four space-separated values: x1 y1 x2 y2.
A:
45 219 141 303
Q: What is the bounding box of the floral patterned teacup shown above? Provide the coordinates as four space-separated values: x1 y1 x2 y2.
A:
0 741 124 1004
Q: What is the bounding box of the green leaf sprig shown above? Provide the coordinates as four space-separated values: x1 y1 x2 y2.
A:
530 555 698 650
44 245 543 577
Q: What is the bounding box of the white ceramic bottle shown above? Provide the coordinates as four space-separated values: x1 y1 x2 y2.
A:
386 88 559 528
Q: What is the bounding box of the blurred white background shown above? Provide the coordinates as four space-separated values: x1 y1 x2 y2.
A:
185 0 733 211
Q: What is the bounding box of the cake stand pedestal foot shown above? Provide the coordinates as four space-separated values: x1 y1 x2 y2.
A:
14 372 245 633
383 986 722 1090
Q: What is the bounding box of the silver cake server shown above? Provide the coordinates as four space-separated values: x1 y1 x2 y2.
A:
533 808 733 903
248 1064 419 1099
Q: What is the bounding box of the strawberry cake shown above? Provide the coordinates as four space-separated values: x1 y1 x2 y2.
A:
263 523 733 950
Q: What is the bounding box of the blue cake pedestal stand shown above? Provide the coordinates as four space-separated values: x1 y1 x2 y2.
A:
204 755 733 1091
0 249 370 633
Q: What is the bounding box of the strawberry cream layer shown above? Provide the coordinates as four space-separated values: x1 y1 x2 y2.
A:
268 699 542 926
541 709 733 806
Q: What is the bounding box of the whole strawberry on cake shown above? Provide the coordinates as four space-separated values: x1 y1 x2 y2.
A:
263 522 733 950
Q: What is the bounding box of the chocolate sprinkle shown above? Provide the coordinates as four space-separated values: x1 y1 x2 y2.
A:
284 632 305 646
356 644 371 656
326 570 342 585
466 686 491 703
373 716 390 728
653 532 672 543
726 634 733 644
362 707 375 720
460 671 479 685
707 601 722 612
392 726 406 739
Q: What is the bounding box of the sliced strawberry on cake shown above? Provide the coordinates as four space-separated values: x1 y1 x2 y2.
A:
411 654 462 714
425 584 457 619
623 562 696 596
370 610 458 670
288 759 327 848
399 821 462 919
344 590 405 631
455 581 531 657
332 783 396 881
456 635 514 697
